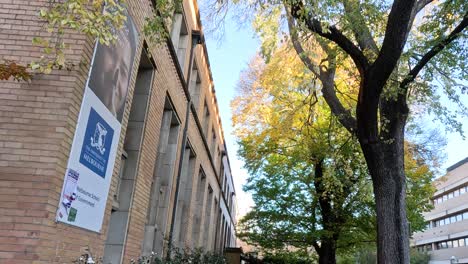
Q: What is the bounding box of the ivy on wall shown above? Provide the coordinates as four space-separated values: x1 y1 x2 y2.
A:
0 0 180 81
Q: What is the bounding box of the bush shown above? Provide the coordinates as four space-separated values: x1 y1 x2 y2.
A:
134 248 226 264
410 248 430 264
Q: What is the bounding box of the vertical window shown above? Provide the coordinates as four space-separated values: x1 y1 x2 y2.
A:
189 62 202 111
113 151 127 209
202 185 214 249
426 244 432 251
174 144 196 247
191 169 206 247
170 14 189 71
202 101 210 137
104 49 155 264
211 127 217 158
219 161 224 182
143 98 181 256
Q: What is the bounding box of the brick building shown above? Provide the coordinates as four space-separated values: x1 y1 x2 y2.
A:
413 157 468 263
0 0 237 263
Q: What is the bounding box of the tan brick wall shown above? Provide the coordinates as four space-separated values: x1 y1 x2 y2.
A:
0 0 237 263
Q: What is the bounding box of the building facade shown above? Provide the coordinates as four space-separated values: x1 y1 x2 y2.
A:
413 158 468 264
0 0 237 263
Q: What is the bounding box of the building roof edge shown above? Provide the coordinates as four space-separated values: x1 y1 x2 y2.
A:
447 156 468 172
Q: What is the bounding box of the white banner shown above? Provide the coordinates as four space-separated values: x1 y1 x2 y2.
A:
56 89 122 232
56 11 138 232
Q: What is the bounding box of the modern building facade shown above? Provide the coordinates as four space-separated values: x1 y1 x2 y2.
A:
0 0 237 263
413 157 468 264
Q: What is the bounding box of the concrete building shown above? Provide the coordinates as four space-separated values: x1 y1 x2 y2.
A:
413 157 468 264
0 0 237 263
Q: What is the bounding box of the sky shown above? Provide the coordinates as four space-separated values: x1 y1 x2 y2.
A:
203 16 468 219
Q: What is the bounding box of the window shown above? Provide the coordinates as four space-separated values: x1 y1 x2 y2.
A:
104 49 155 263
450 216 456 223
448 192 454 199
142 98 181 256
443 195 448 201
454 189 460 197
189 63 202 111
191 169 206 247
461 186 466 194
457 214 462 222
202 185 214 249
170 13 189 71
174 144 197 247
202 101 210 137
463 212 468 220
453 240 459 247
459 238 465 247
438 197 442 204
211 127 217 158
113 151 127 209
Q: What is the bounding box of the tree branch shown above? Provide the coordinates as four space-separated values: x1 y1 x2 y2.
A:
286 13 321 78
401 13 468 90
371 0 417 88
342 0 378 53
286 12 358 134
408 0 435 32
288 1 370 74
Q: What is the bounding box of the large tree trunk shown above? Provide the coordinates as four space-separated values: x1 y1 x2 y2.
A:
360 124 409 263
318 239 337 264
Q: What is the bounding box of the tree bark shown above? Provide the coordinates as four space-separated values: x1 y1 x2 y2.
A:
359 123 409 263
318 239 337 264
314 160 339 264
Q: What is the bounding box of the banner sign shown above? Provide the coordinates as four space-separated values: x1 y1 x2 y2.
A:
56 11 138 232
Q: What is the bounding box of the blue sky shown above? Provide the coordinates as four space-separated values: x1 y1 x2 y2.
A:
204 17 259 217
204 17 468 218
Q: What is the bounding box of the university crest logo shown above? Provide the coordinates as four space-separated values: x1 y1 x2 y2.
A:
79 108 114 178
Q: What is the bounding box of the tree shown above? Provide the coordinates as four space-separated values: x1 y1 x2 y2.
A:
233 51 374 264
232 47 436 263
211 0 467 261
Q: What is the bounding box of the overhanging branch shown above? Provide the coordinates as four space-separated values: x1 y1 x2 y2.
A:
288 1 370 74
287 10 357 134
401 13 468 90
